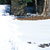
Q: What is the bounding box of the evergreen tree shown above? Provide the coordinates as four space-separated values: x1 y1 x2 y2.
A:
0 0 11 4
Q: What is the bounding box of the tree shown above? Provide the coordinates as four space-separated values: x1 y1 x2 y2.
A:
0 0 11 4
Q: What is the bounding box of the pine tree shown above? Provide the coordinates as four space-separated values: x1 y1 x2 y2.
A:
0 0 11 4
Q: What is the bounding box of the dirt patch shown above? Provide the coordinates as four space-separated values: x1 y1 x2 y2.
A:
15 16 50 20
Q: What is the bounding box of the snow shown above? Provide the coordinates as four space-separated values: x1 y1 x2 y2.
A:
0 5 50 50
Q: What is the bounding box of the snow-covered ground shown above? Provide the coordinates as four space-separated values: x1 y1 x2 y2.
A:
0 5 10 16
0 5 50 50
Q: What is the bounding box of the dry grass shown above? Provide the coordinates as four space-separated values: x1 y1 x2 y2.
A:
15 16 50 20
